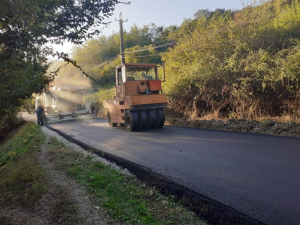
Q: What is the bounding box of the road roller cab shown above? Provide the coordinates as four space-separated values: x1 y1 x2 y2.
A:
103 63 167 131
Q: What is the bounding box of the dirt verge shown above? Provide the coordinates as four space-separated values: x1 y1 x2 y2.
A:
0 134 119 225
36 137 120 225
165 117 300 137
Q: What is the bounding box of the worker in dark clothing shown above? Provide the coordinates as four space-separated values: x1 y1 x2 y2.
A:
94 105 99 116
90 102 95 114
35 105 41 125
38 105 45 126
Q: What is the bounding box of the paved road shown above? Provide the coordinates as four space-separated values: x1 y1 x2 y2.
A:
49 118 300 225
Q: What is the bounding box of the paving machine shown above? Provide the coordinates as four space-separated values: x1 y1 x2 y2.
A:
103 63 167 131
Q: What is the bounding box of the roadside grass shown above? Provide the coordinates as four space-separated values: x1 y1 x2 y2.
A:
48 137 206 225
0 122 81 223
0 122 47 206
0 122 206 224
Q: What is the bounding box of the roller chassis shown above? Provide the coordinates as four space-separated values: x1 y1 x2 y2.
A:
103 63 167 131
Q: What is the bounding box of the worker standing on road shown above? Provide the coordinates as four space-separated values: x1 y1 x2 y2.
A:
90 102 95 114
94 105 99 116
35 105 41 125
38 105 45 126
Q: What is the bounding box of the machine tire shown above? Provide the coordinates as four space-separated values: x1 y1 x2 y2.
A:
108 112 118 127
125 110 140 131
139 111 148 130
156 109 165 128
147 110 158 129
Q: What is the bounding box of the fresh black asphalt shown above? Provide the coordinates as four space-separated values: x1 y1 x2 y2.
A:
47 118 300 225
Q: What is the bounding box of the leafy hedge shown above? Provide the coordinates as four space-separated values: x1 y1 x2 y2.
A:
162 0 300 120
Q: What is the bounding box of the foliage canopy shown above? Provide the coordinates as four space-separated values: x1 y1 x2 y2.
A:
69 0 300 120
4 0 300 123
162 0 300 119
0 0 128 125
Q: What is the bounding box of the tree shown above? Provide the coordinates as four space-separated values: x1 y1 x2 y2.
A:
0 0 129 126
194 9 211 19
162 0 300 119
69 23 175 90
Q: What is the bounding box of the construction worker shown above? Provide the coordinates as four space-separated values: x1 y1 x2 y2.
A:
35 105 41 125
90 102 95 114
94 104 99 116
38 105 45 126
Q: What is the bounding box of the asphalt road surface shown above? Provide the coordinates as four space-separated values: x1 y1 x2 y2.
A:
48 118 300 225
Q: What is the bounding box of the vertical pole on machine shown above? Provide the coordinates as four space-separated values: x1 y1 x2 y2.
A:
116 13 127 64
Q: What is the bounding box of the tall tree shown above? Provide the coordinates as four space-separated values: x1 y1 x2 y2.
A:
0 0 129 123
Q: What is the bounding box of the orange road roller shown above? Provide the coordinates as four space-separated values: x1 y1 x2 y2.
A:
103 63 167 131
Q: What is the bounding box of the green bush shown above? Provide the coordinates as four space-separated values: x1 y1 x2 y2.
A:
162 0 300 120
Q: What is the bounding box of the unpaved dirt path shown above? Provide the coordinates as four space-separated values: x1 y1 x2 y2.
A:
38 136 119 225
0 135 120 225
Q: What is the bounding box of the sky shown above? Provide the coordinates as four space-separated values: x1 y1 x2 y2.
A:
52 0 246 54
